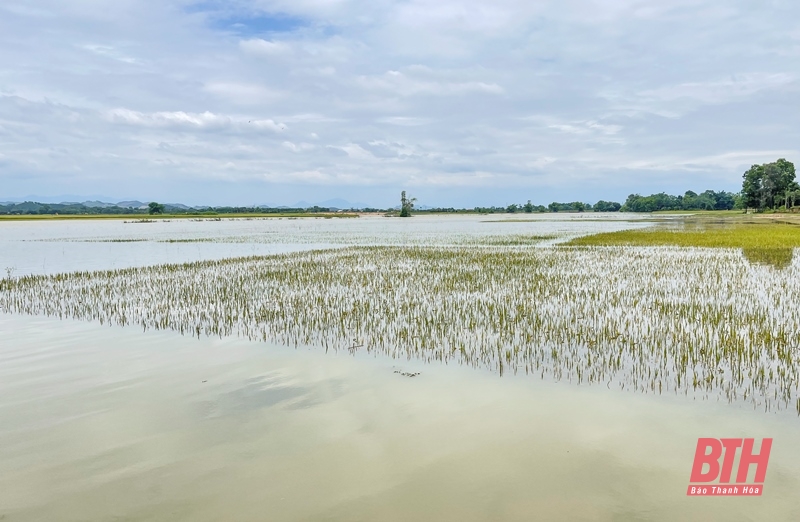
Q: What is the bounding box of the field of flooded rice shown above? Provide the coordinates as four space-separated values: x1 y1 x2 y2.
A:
3 243 799 413
1 214 799 521
0 214 650 275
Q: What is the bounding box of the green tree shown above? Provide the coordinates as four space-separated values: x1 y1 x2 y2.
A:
523 200 534 213
782 188 800 210
621 193 685 212
399 191 416 217
704 190 736 210
741 159 797 210
148 202 165 215
594 200 621 212
741 165 763 209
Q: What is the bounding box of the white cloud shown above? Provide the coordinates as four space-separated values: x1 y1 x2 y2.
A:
601 73 797 118
203 82 283 105
239 38 292 56
1 0 799 205
282 141 315 152
673 150 800 171
357 70 504 96
377 116 433 126
279 113 342 123
547 121 622 136
80 44 141 64
107 109 285 132
638 73 795 105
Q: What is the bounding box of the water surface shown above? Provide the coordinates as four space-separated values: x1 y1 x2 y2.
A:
1 215 798 521
1 315 798 521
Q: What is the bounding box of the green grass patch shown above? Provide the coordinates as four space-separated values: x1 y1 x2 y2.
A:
651 209 745 216
566 223 800 249
741 248 794 269
566 222 800 269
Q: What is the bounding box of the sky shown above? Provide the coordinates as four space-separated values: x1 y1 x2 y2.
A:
0 0 799 208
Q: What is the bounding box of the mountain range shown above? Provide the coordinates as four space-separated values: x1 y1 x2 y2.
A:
1 196 381 210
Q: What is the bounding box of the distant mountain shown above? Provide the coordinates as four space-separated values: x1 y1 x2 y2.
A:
81 200 120 208
5 202 44 211
116 200 147 209
1 196 382 211
0 198 194 210
0 194 125 204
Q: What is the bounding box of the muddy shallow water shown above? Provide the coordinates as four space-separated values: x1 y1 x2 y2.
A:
2 315 799 521
1 215 798 521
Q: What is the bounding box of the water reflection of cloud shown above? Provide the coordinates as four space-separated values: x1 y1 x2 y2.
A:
196 375 306 418
195 374 347 418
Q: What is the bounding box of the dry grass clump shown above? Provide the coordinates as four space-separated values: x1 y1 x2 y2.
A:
1 246 799 413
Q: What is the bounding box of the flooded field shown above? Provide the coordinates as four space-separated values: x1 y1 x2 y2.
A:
2 214 799 521
0 214 649 275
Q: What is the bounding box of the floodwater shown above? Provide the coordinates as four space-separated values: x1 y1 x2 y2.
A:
1 215 799 521
0 214 650 276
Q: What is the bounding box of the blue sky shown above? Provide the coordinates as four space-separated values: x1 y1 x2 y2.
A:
0 0 798 207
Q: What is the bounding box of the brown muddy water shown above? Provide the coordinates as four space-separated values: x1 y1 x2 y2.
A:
1 314 799 521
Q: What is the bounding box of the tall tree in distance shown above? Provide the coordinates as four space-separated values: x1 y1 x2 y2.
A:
400 191 416 217
742 159 797 210
148 202 165 215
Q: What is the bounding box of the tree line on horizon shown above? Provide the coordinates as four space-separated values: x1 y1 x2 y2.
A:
467 191 734 214
621 158 798 213
3 159 796 216
477 158 797 214
471 200 622 214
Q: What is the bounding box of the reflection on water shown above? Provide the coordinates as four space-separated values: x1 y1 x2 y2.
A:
195 375 325 419
742 248 795 269
0 214 652 276
1 314 800 521
2 217 800 520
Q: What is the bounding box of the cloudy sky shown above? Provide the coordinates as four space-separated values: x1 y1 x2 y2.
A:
1 0 798 207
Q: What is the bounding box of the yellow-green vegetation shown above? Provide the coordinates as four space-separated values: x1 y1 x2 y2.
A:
566 223 800 249
2 245 798 413
651 210 745 216
566 222 800 269
0 212 358 221
470 234 555 245
481 218 637 223
741 248 795 269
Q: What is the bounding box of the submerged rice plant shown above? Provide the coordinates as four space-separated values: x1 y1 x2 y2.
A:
742 248 794 269
1 246 798 413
